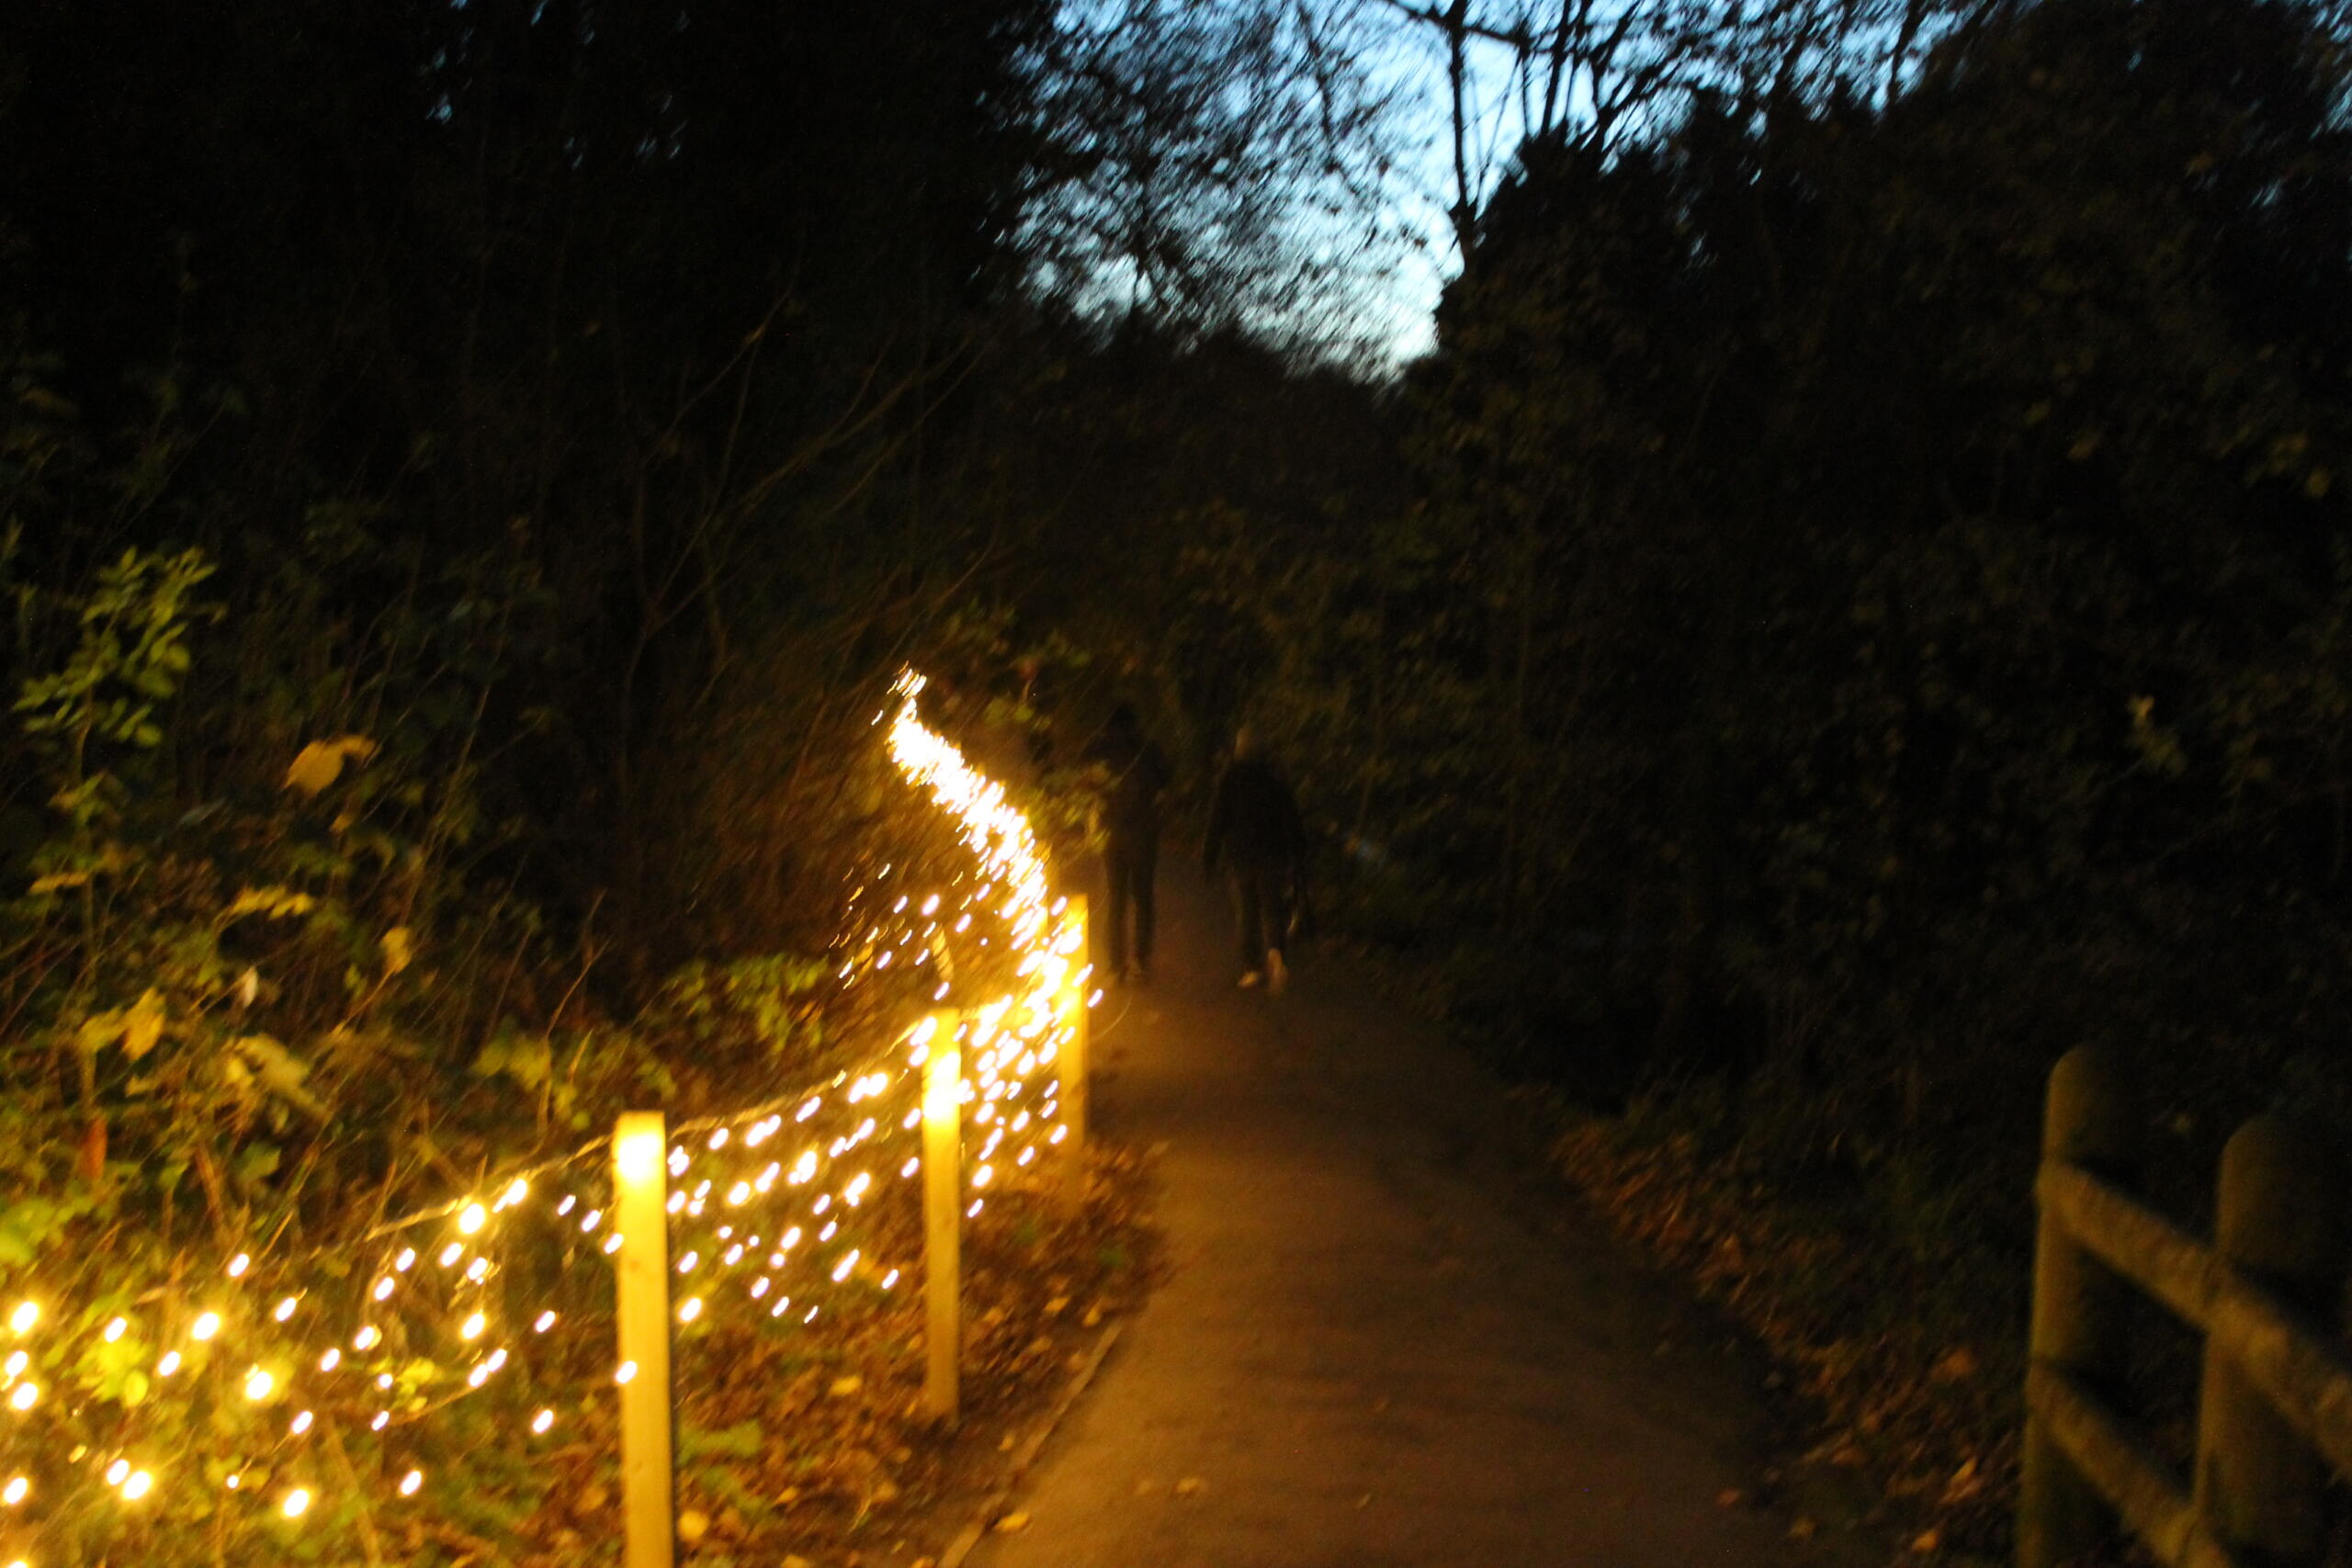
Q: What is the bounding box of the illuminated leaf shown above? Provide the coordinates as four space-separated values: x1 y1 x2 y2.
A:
230 1035 325 1118
382 927 413 976
122 989 164 1062
75 1010 126 1055
227 886 315 920
283 735 378 795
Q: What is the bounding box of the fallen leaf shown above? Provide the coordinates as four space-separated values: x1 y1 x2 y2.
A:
830 1374 864 1397
1174 1477 1204 1497
994 1512 1030 1533
676 1509 708 1545
1912 1529 1941 1553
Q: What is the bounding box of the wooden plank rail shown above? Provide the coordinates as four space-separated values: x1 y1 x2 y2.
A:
2018 1046 2346 1568
2040 1160 2352 1481
2023 1364 2238 1568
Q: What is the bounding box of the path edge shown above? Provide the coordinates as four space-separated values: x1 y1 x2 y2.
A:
937 1321 1125 1568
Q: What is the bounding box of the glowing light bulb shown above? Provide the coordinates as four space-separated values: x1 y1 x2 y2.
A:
531 1408 555 1435
103 1316 126 1342
400 1470 423 1496
6 1303 35 1334
0 1477 20 1506
615 1360 638 1384
156 1352 181 1376
458 1202 486 1235
190 1312 220 1341
678 1298 703 1324
243 1368 274 1400
534 1311 557 1333
459 1313 486 1340
395 1247 416 1270
8 1382 37 1410
372 1277 394 1302
122 1469 153 1501
105 1460 130 1486
318 1348 340 1371
289 1410 312 1435
353 1325 380 1350
282 1487 311 1518
437 1243 463 1268
227 1254 250 1279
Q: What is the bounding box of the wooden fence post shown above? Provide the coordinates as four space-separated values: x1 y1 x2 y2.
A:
2194 1115 2338 1563
1059 895 1090 1173
922 1015 963 1426
2018 1046 2141 1568
611 1111 675 1568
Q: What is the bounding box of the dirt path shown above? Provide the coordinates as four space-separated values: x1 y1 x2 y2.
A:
965 874 1838 1568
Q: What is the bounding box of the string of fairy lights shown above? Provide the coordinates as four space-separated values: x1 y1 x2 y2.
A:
0 669 1094 1566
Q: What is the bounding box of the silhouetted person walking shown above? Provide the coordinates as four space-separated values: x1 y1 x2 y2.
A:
1203 727 1306 994
1088 703 1170 984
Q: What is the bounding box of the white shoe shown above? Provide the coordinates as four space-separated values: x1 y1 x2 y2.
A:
1267 951 1288 996
1238 970 1262 988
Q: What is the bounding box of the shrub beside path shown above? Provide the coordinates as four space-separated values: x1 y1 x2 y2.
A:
967 875 1860 1568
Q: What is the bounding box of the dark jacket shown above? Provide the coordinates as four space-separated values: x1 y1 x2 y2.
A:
1203 754 1305 876
1087 718 1170 840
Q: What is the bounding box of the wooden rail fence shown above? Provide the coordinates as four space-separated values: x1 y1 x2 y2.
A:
2019 1045 2350 1568
609 897 1093 1568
